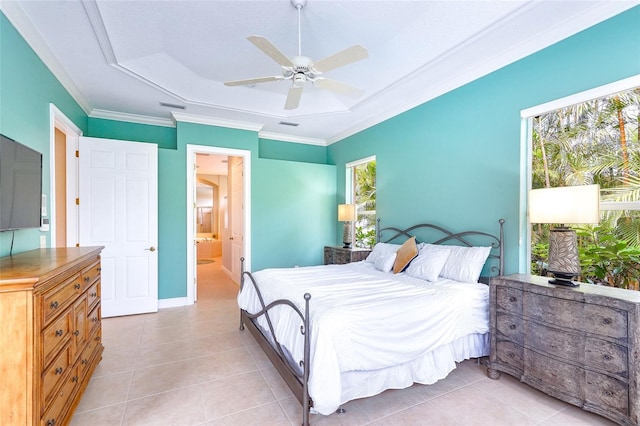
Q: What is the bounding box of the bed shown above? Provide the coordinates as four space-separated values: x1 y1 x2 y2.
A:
237 219 505 425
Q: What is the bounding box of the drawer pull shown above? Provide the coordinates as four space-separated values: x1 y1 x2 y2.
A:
54 367 63 375
602 317 612 325
46 419 56 426
509 324 517 330
50 301 59 310
55 329 64 337
72 375 79 383
84 276 91 282
75 283 81 289
91 317 98 323
82 358 88 365
603 354 613 361
90 292 97 297
509 296 517 302
97 267 102 272
74 330 80 336
508 352 515 358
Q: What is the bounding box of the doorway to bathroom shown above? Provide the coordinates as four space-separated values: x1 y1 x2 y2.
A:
186 144 251 304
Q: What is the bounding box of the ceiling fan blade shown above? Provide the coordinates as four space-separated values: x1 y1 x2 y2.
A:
247 36 294 68
224 76 282 86
284 86 304 110
315 78 363 97
313 45 368 73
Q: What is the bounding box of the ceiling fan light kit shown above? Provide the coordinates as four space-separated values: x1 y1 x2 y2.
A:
224 0 368 110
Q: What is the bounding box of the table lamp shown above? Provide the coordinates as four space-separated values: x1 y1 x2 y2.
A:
528 184 600 286
338 204 356 248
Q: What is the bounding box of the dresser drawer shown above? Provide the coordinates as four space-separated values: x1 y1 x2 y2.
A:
525 322 583 362
42 308 73 367
42 344 72 406
86 280 100 311
496 313 524 345
585 337 628 378
585 371 629 417
495 285 523 313
495 339 524 372
43 274 83 325
41 364 78 426
79 327 101 379
88 303 101 336
524 293 628 340
81 260 101 291
524 349 583 398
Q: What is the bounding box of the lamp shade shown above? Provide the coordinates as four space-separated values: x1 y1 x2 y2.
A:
529 184 600 225
338 204 356 222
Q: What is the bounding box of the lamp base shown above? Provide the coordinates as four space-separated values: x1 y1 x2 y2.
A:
548 277 579 287
548 272 579 287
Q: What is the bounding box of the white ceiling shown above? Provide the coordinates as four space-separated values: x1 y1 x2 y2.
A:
2 0 637 145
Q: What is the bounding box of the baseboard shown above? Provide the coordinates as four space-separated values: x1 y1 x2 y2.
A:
158 297 191 309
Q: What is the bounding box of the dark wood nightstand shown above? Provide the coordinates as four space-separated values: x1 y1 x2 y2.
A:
324 246 371 265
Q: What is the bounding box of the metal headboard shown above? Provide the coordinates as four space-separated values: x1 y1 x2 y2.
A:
376 218 505 279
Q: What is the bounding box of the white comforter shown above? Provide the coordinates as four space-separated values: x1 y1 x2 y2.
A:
237 261 489 415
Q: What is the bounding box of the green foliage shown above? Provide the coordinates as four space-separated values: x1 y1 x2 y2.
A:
355 226 376 249
576 225 640 289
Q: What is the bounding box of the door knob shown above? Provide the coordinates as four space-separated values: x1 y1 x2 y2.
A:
145 246 156 252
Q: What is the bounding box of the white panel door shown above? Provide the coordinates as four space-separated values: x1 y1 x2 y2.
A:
79 136 158 317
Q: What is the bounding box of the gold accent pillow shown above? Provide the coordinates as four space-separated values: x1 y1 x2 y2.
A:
393 236 419 274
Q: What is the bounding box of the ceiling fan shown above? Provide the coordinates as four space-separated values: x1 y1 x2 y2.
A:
224 0 368 110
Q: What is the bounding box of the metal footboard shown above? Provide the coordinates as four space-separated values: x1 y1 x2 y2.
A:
238 258 312 426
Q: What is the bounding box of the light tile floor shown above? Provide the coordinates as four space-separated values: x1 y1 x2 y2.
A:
71 259 617 425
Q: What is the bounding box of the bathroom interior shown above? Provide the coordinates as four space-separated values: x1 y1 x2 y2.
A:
195 154 227 268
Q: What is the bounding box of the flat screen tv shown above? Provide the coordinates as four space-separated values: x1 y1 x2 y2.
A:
0 134 43 231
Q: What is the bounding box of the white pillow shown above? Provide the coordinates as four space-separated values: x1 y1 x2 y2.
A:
374 252 397 273
366 243 401 264
405 244 451 282
433 244 492 283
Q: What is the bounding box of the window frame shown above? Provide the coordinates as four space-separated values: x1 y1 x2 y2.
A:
520 74 640 273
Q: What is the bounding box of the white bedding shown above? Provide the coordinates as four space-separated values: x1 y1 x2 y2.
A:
237 261 489 415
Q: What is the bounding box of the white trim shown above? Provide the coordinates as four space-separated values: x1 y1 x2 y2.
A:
49 104 83 248
521 74 640 118
258 131 326 146
158 297 188 309
601 201 640 211
90 109 175 128
173 112 263 132
1 2 91 115
346 155 376 168
186 144 251 306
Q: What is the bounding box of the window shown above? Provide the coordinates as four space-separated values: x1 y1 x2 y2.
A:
529 86 640 290
346 156 376 248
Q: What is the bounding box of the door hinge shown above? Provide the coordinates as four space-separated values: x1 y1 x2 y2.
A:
76 198 80 205
75 150 79 157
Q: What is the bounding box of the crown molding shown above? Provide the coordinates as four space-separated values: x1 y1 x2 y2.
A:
258 131 326 146
327 1 637 145
1 1 91 115
89 109 175 127
171 112 263 132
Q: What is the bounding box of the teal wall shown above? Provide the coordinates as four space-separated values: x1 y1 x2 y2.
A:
2 6 639 292
0 12 87 255
328 6 640 275
88 117 177 149
259 138 327 164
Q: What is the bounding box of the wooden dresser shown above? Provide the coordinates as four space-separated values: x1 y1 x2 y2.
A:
488 274 640 425
0 247 104 426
